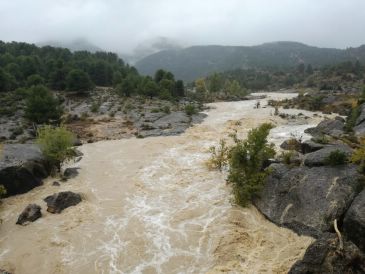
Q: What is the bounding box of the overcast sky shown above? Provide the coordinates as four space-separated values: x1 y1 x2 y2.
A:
1 0 365 53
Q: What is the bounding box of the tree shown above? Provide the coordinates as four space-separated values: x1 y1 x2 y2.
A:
154 69 166 83
195 78 207 94
143 79 159 98
175 80 185 97
25 85 63 124
36 126 75 171
0 68 16 91
66 69 94 92
26 74 44 87
208 73 223 93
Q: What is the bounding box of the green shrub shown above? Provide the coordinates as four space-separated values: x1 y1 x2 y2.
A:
351 138 365 173
324 150 348 166
185 104 197 116
206 139 229 171
162 106 170 114
227 123 275 206
36 126 75 171
90 102 100 113
345 105 361 132
0 185 6 197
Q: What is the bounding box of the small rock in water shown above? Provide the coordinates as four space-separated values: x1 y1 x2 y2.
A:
52 181 60 186
44 191 82 214
63 167 80 179
16 204 42 225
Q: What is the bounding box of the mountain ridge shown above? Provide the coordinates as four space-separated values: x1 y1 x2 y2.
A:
135 41 365 81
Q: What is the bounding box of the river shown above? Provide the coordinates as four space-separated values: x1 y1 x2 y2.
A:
1 93 326 274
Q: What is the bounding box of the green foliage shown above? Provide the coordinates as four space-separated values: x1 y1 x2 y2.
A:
345 105 361 132
25 85 63 124
227 123 276 206
36 126 75 170
66 69 94 92
26 74 44 87
207 139 229 171
324 150 348 166
351 138 365 173
0 185 6 197
185 104 197 116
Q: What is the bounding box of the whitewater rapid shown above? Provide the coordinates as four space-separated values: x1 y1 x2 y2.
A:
0 93 327 273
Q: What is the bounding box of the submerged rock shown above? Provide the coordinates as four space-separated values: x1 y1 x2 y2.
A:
44 191 82 213
0 144 48 197
343 189 365 252
255 164 363 237
16 204 42 225
63 167 80 179
289 233 365 274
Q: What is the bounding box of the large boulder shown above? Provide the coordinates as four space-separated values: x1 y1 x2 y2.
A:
303 144 352 167
44 191 82 213
254 164 363 237
300 140 325 154
16 204 42 225
343 189 365 252
289 233 365 274
305 118 345 138
0 144 48 197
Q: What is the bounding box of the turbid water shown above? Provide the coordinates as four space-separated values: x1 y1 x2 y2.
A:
0 93 329 274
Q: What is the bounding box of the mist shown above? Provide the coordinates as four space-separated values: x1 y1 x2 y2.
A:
1 0 365 54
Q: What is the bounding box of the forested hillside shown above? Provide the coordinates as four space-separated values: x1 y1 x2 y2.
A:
0 41 184 100
135 41 365 81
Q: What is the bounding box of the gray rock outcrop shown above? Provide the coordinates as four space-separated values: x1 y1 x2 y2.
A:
343 189 365 252
0 144 48 196
289 233 365 274
255 164 363 237
303 144 352 167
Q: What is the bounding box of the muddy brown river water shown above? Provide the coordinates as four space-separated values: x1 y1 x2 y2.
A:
1 93 329 274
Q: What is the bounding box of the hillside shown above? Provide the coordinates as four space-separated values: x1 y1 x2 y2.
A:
135 42 365 81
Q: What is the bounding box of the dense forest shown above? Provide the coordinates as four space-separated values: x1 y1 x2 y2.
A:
0 41 184 100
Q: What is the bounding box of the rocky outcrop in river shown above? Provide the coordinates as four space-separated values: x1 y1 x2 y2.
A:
0 144 48 197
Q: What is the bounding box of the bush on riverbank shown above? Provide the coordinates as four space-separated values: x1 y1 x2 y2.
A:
208 123 276 206
36 126 75 172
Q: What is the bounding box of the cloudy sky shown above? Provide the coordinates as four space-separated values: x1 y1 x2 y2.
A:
1 0 364 53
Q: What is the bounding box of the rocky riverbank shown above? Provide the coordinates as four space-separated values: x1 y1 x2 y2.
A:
254 102 365 273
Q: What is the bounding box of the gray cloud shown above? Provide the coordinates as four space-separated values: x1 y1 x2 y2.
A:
1 0 364 53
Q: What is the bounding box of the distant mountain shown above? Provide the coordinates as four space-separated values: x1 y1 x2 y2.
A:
122 37 183 64
37 38 102 53
135 41 365 81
